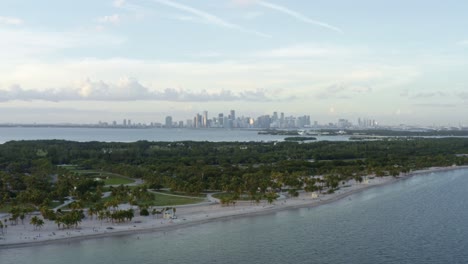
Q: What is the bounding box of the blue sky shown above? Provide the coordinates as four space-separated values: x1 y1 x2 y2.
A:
0 0 467 125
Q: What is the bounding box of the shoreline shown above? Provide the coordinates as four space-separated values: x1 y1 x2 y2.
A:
2 165 468 249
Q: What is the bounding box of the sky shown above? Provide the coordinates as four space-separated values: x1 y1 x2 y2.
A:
1 0 468 126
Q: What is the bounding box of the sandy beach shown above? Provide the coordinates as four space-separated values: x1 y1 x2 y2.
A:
1 165 467 249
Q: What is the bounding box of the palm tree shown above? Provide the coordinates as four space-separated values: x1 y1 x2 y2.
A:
30 216 45 230
87 207 97 220
36 219 45 230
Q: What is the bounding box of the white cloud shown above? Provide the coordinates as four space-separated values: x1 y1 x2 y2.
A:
98 14 121 24
113 0 126 8
0 28 125 59
150 0 270 37
0 77 281 102
242 11 264 20
255 44 339 58
192 51 222 58
257 1 342 33
0 16 23 26
231 0 259 8
316 83 372 99
457 40 468 46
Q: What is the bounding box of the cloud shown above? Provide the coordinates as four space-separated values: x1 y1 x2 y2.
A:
457 40 468 46
242 11 264 20
257 1 342 33
0 16 23 26
150 0 270 37
98 14 121 24
409 91 446 99
0 78 290 102
192 51 222 58
457 92 468 100
316 83 372 99
414 103 457 108
255 44 338 58
113 0 126 7
231 0 258 7
0 28 125 59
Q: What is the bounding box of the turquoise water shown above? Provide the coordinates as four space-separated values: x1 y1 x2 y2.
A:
2 169 468 263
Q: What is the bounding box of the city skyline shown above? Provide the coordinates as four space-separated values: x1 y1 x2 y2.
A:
1 0 468 125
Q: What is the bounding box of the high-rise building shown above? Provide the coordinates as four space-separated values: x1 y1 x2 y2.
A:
272 112 278 122
194 113 202 128
203 111 208 128
280 112 285 128
230 110 235 120
165 116 172 128
218 113 224 127
123 119 127 126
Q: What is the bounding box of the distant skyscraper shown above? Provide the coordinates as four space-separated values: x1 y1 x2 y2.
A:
165 116 172 128
203 111 208 128
230 110 235 120
280 112 285 128
218 113 224 127
123 119 127 126
128 119 131 126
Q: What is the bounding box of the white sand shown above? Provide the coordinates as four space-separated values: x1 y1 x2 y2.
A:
1 166 466 249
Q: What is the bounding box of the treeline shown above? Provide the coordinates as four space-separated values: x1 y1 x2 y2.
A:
2 138 468 205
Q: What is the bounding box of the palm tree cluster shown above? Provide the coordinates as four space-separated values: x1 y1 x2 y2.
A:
29 216 45 230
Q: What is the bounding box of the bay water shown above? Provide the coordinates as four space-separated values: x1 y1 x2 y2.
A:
0 127 351 143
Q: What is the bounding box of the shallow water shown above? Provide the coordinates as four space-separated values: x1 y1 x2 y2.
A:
2 169 468 264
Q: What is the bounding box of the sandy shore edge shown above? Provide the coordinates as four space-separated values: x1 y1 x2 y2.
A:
1 165 467 249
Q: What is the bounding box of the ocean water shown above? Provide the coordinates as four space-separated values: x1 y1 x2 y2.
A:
2 169 468 264
0 127 350 143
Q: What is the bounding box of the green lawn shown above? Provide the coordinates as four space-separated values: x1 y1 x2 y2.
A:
156 190 207 198
103 176 134 185
64 192 204 210
0 204 22 213
141 193 205 207
67 168 135 185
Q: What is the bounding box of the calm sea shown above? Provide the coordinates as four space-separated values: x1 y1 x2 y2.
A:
2 169 468 263
0 127 350 143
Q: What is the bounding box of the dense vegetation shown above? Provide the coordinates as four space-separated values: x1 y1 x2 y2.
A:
1 138 468 214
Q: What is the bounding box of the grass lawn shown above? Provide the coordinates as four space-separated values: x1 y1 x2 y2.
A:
0 204 24 213
67 168 135 185
103 176 134 185
156 190 206 198
140 193 205 207
64 192 205 210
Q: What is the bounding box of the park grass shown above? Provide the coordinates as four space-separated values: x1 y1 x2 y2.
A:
64 192 204 210
103 176 134 185
0 204 19 213
156 190 207 198
141 193 205 207
66 168 135 185
0 201 60 213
